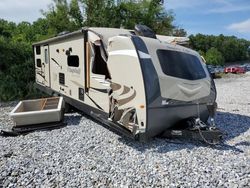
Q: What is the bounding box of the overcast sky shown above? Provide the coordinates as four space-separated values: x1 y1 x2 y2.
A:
0 0 51 23
0 0 249 40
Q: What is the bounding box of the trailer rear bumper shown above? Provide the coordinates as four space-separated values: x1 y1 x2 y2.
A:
145 104 209 139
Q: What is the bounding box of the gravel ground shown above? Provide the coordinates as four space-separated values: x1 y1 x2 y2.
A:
0 74 250 187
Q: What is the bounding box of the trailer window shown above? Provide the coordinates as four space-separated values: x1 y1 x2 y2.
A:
36 59 41 67
157 50 206 80
44 49 49 64
67 55 79 67
36 46 41 55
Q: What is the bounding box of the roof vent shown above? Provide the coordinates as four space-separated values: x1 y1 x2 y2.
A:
57 31 70 37
134 24 156 39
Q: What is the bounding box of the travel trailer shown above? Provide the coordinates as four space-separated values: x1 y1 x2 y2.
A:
33 25 221 142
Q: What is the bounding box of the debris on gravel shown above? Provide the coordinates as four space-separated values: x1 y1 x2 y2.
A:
0 75 250 187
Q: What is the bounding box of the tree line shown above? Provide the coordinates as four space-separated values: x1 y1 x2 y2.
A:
189 34 250 65
0 0 249 101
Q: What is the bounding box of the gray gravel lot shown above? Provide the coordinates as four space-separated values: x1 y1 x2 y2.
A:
0 74 250 187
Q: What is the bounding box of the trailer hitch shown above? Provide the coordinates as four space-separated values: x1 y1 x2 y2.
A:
161 118 223 145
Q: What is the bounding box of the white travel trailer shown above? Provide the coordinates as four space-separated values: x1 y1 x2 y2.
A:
33 25 221 142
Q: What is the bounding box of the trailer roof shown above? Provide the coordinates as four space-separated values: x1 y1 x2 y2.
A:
32 30 83 46
32 27 192 54
88 27 132 48
33 27 132 47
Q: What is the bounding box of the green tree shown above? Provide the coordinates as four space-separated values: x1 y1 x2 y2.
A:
117 0 175 35
0 35 34 101
0 19 16 38
31 18 51 41
13 22 34 43
173 28 187 37
80 0 176 35
42 0 81 34
198 50 205 57
81 0 117 27
69 0 83 27
190 33 250 63
205 47 224 65
247 46 250 60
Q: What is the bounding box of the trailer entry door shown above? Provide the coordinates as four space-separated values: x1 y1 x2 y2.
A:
84 31 110 112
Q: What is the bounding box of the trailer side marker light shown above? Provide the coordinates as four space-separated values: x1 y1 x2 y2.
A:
140 105 145 109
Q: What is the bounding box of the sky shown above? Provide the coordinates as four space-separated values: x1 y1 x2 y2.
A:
165 0 250 40
0 0 249 40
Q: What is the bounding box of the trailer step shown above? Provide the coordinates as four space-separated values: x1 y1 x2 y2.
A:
0 121 66 137
90 111 136 140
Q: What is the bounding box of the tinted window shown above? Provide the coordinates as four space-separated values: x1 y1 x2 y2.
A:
157 50 206 80
36 59 41 67
36 46 41 55
67 55 79 67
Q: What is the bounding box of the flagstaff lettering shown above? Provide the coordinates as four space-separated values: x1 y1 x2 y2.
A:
67 67 81 74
